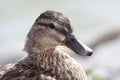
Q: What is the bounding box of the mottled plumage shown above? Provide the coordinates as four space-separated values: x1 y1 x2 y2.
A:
0 11 93 80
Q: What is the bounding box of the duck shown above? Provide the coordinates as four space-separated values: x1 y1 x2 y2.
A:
0 10 93 80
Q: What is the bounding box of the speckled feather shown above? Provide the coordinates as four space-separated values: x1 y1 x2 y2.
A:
0 46 86 80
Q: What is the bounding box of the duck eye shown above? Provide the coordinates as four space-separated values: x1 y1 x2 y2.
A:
48 23 55 29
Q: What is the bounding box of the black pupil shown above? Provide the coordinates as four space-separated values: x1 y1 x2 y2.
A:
48 23 55 29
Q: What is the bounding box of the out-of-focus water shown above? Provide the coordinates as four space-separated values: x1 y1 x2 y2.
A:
0 0 120 80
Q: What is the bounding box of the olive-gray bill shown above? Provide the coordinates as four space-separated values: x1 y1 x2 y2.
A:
64 33 93 56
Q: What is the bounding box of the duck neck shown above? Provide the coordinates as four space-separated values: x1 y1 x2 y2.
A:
24 38 59 54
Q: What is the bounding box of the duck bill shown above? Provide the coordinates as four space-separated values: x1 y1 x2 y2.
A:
64 33 93 56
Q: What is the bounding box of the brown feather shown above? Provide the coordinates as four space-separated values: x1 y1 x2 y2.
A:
0 11 87 80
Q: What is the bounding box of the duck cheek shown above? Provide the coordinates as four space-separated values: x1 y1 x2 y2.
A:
54 33 65 42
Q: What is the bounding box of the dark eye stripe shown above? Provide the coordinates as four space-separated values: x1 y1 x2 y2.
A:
37 22 48 27
37 22 67 35
37 22 55 29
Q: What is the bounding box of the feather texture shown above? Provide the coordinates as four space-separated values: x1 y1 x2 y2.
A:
0 46 87 80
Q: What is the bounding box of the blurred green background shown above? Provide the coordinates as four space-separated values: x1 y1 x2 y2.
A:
0 0 120 80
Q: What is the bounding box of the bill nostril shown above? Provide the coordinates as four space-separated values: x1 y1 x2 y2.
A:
87 51 93 56
70 37 75 42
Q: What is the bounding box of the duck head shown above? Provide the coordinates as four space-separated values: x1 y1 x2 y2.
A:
25 11 93 56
